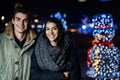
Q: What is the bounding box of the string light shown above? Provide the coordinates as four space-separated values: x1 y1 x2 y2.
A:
87 13 120 79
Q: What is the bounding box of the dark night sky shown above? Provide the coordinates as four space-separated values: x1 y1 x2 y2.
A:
0 0 120 23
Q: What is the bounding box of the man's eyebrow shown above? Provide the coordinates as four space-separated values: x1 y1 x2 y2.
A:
15 16 20 19
15 16 28 20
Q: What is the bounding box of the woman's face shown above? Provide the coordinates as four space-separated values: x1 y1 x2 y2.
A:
45 22 59 43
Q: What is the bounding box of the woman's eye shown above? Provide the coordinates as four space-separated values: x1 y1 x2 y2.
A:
53 27 58 30
45 28 49 30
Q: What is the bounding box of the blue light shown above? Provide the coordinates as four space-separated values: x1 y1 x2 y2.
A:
87 13 120 79
100 0 111 2
82 25 86 29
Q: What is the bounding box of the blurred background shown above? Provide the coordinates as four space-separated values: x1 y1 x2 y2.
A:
0 0 120 79
0 0 120 33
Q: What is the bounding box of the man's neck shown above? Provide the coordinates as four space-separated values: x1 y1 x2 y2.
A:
14 32 26 42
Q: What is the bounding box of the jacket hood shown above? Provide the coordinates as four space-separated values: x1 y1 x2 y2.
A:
5 20 37 44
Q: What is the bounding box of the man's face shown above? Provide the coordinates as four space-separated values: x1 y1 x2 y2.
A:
12 12 29 34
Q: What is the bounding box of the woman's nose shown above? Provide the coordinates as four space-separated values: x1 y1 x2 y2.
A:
50 29 54 34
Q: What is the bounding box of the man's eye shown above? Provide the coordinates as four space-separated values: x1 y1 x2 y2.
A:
24 19 28 22
16 18 20 21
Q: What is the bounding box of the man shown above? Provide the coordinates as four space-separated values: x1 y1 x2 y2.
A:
0 6 37 80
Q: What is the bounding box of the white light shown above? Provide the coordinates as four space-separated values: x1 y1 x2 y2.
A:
82 25 86 29
1 16 5 20
37 25 43 28
90 23 94 27
5 23 8 27
78 0 87 2
34 19 39 23
31 24 35 28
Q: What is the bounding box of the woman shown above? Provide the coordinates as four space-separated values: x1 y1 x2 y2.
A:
30 17 81 80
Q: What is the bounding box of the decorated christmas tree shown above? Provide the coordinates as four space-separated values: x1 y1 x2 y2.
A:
86 13 120 79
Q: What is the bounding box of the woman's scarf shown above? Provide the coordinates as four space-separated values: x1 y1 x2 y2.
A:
35 34 70 71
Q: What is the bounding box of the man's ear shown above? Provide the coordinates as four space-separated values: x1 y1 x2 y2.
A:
12 18 14 24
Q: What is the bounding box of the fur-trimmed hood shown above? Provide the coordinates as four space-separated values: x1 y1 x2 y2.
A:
5 20 37 44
